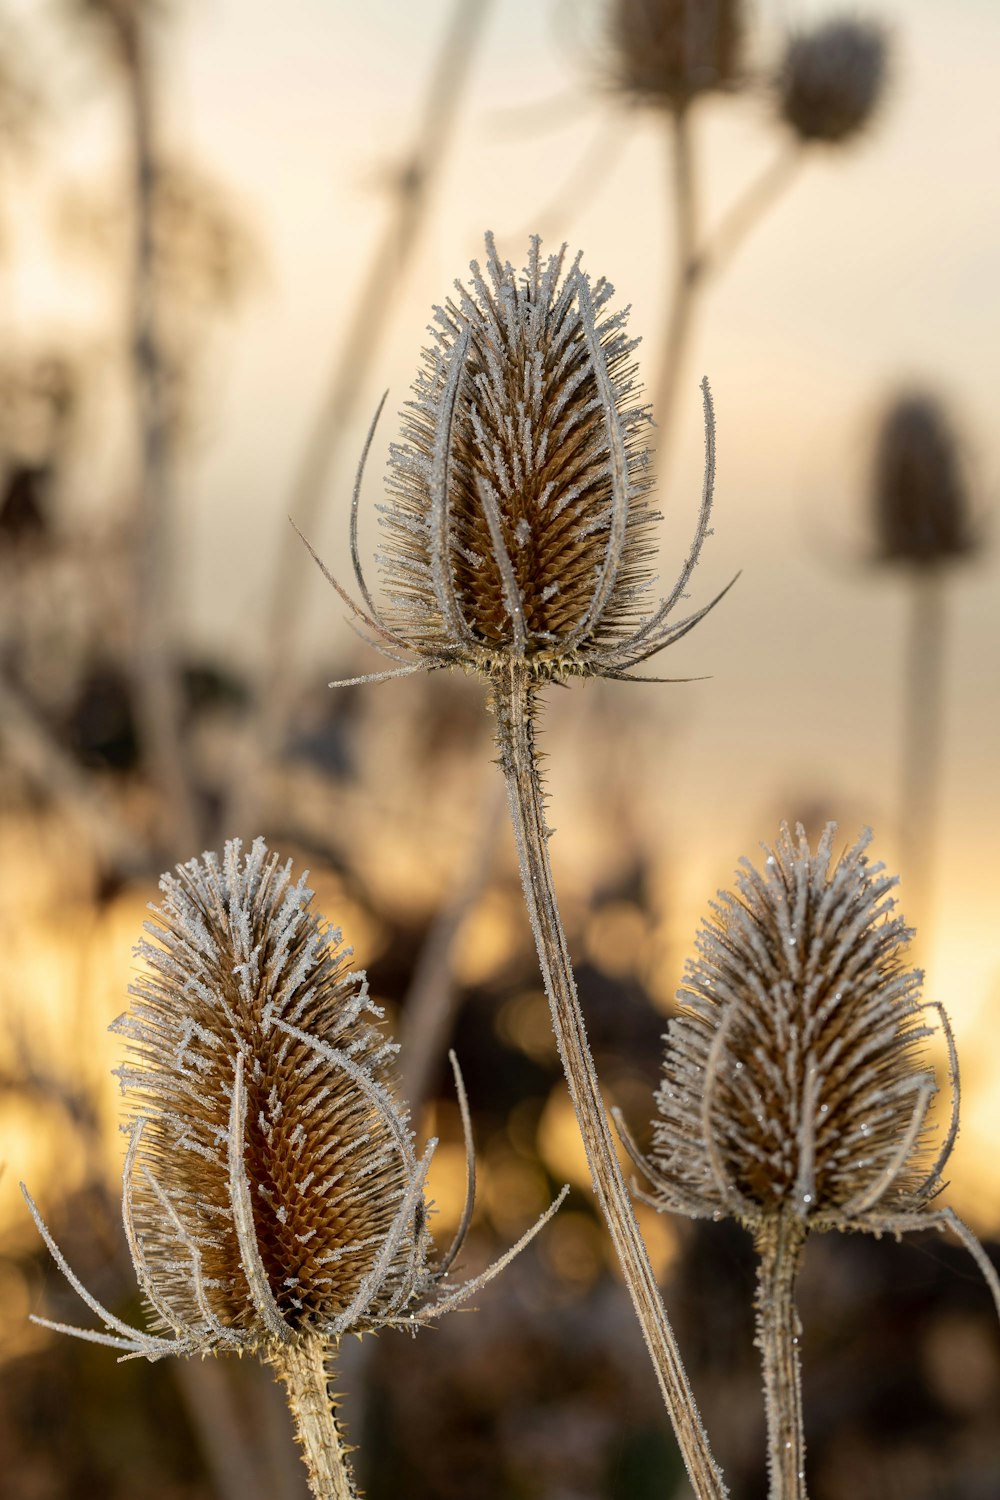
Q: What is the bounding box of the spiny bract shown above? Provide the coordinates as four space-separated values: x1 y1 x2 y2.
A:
321 234 724 691
637 825 952 1234
23 838 565 1362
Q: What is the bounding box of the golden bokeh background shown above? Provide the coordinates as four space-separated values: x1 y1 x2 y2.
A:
1 1 998 1496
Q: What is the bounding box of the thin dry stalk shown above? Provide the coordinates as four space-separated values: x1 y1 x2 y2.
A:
120 12 200 858
0 671 145 868
494 660 727 1500
234 0 494 835
655 104 699 466
899 569 946 947
399 777 504 1118
655 122 799 472
754 1214 808 1500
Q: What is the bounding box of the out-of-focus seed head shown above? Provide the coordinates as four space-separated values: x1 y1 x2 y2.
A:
607 0 744 109
641 825 950 1234
871 392 978 567
776 17 888 145
327 234 723 694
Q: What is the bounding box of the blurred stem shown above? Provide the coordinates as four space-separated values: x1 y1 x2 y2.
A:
120 11 200 859
656 122 800 474
494 662 727 1500
754 1215 808 1500
234 0 494 835
900 568 947 945
0 672 146 869
655 103 699 471
399 773 503 1118
274 1338 356 1500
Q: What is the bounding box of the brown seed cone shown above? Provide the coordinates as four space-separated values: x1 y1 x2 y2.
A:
871 391 978 567
112 838 424 1351
607 0 744 109
776 17 888 145
645 825 946 1233
378 235 661 679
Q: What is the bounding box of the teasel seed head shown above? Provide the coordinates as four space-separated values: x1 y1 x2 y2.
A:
23 838 567 1363
317 234 728 693
618 826 986 1238
606 0 744 110
871 391 979 568
776 17 888 146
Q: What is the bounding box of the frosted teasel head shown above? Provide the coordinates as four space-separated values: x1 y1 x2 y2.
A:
22 838 565 1362
617 826 1000 1312
871 391 980 568
315 234 727 691
776 16 889 146
606 0 744 109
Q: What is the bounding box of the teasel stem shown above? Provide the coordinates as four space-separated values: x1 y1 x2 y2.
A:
273 1338 357 1500
494 662 727 1499
753 1213 808 1500
899 568 947 949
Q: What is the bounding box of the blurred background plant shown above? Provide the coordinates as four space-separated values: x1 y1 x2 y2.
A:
1 0 998 1497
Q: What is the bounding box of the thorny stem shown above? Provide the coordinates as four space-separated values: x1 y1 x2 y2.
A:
899 568 947 950
274 1338 357 1500
754 1214 808 1500
494 663 727 1499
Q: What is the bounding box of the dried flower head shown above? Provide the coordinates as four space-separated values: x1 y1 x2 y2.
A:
871 391 978 567
617 826 1000 1314
23 838 564 1363
607 0 744 109
776 17 888 145
313 234 726 691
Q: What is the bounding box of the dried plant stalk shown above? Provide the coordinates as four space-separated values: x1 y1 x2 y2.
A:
754 1214 807 1500
495 663 726 1497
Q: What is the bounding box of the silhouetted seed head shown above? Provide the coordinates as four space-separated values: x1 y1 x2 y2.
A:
23 838 567 1362
607 0 744 108
871 392 977 567
777 17 888 145
325 234 724 691
638 826 952 1234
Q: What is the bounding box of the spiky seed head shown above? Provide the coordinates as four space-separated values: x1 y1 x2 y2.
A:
607 0 744 108
871 392 978 567
644 825 948 1234
378 235 661 681
112 838 428 1353
776 17 888 145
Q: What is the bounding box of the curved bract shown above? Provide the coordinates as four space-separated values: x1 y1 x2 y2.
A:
23 839 566 1364
317 234 728 692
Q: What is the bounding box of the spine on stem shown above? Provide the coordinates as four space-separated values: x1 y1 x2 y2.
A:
273 1338 358 1500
